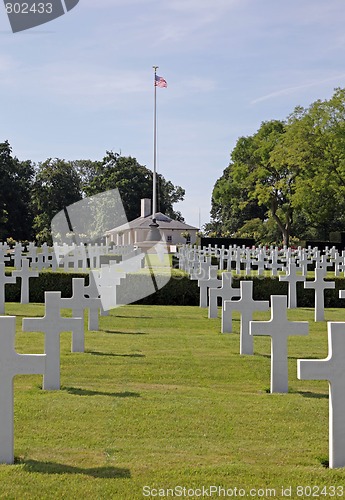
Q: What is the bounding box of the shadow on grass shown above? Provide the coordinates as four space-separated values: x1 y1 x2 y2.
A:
87 351 145 358
111 315 153 319
62 386 140 398
297 391 328 399
19 459 131 478
101 329 147 335
317 456 329 468
256 353 314 361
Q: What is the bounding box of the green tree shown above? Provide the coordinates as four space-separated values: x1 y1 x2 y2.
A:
70 159 102 194
272 88 345 240
210 120 292 244
209 158 267 237
84 151 185 222
32 158 82 244
0 141 35 241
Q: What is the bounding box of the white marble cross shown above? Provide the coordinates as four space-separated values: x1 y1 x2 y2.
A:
22 292 83 390
208 272 240 319
190 257 211 281
250 295 309 393
12 258 39 304
298 322 345 468
279 261 305 308
259 250 268 274
304 268 335 321
222 281 269 354
251 250 266 276
0 263 16 315
316 254 332 277
12 243 24 269
92 265 126 310
186 251 199 275
26 242 37 262
241 249 252 276
0 316 45 464
198 266 221 308
60 278 101 352
74 244 88 272
62 244 77 272
267 250 284 277
332 251 345 277
296 249 309 276
30 252 46 271
0 243 10 265
233 249 242 275
218 247 228 271
84 272 104 329
86 243 102 269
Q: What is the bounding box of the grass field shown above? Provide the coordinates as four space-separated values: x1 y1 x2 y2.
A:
1 303 345 499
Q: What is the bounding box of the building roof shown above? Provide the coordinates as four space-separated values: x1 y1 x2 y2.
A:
106 212 198 234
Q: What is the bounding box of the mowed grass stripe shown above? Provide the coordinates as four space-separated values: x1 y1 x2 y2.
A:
0 303 342 499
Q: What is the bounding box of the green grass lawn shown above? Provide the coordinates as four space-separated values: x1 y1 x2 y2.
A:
1 303 345 499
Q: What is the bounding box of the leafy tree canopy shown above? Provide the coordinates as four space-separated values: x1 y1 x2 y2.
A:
83 151 185 222
0 141 35 241
208 88 345 246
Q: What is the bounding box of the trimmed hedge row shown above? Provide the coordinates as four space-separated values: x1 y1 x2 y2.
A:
4 270 345 308
5 272 88 303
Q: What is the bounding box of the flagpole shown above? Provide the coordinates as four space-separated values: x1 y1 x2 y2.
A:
152 65 158 221
145 66 162 243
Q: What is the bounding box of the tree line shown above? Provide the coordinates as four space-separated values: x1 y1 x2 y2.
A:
206 87 345 246
0 142 185 244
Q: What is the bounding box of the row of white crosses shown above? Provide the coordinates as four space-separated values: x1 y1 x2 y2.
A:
0 245 144 314
0 275 102 464
279 262 336 320
0 241 138 272
250 297 345 469
55 243 138 272
177 243 345 279
210 274 345 468
0 259 39 312
186 246 338 323
182 245 345 469
0 251 147 464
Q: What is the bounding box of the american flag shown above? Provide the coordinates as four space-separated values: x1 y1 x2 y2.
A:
155 74 167 88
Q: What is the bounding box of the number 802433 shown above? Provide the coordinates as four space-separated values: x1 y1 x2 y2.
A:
5 3 53 14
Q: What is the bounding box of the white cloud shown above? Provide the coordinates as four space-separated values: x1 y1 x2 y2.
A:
0 54 18 73
251 73 345 105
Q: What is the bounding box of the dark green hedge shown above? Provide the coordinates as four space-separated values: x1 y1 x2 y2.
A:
4 270 345 308
5 272 90 303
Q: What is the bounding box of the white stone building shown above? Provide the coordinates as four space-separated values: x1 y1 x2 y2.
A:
105 198 199 247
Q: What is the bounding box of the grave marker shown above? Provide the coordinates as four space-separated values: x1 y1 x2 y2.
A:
0 263 16 315
298 322 345 468
250 295 309 393
0 316 45 464
12 259 39 304
279 261 305 308
60 278 101 351
198 266 221 308
222 281 269 354
304 268 335 321
208 272 240 319
22 292 83 390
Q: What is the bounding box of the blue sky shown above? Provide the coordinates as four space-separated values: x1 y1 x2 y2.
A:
1 0 345 229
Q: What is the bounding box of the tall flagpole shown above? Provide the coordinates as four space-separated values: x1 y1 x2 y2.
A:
152 65 158 221
145 66 161 243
